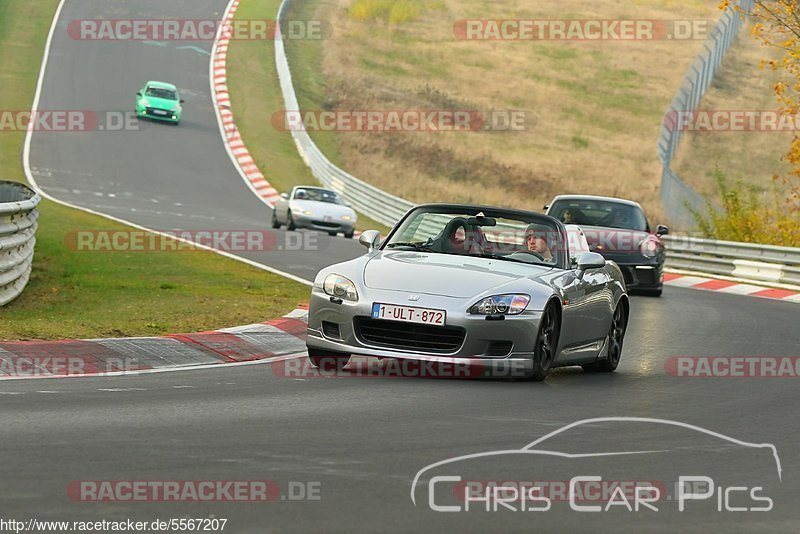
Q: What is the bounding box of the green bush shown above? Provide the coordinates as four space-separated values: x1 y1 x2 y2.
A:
689 169 800 247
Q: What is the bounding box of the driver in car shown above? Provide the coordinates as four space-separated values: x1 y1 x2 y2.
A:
524 224 554 262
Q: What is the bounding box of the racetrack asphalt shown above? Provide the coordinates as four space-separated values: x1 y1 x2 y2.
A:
13 0 800 532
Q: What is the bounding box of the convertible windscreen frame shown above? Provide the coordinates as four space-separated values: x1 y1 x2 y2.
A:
381 204 571 270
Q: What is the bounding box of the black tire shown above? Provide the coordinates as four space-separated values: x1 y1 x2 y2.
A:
271 209 281 229
328 231 338 237
527 303 560 381
584 302 628 373
344 230 355 239
308 347 351 371
287 210 296 231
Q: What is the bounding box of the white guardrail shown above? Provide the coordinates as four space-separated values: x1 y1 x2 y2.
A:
0 181 40 306
274 0 800 288
663 236 800 288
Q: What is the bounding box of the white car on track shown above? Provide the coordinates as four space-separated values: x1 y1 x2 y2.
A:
271 186 357 238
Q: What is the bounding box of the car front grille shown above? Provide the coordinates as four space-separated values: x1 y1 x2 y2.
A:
353 317 465 354
146 107 173 117
312 220 340 229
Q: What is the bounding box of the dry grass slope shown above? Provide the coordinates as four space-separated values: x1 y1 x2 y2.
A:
291 0 730 224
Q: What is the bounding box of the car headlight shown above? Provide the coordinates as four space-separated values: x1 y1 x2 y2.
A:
302 210 314 216
323 274 358 301
341 215 352 221
640 238 659 258
141 98 150 107
469 294 530 315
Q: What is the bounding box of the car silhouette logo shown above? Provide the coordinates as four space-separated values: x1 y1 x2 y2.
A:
408 295 420 301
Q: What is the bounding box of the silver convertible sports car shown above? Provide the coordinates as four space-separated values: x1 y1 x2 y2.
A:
271 186 357 238
306 204 630 381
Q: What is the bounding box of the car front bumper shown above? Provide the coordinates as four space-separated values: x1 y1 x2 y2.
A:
138 106 180 123
305 287 543 376
616 261 664 289
292 214 355 234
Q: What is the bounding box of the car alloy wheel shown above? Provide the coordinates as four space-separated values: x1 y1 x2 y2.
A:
529 304 559 381
598 304 627 372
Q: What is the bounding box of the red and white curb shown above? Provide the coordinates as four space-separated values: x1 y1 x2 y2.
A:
664 272 800 303
0 308 309 380
212 0 280 206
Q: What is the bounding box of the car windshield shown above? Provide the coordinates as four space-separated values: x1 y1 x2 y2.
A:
145 87 178 101
384 206 564 268
549 199 648 232
293 188 345 205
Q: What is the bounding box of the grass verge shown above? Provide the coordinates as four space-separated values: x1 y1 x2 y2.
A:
0 0 310 340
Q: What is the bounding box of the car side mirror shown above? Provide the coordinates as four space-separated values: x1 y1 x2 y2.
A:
136 92 142 96
576 252 605 279
359 230 381 250
180 99 185 104
543 203 550 211
280 193 288 200
656 224 669 236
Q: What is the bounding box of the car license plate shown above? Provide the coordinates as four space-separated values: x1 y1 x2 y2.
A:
153 110 168 116
324 215 333 222
372 303 446 326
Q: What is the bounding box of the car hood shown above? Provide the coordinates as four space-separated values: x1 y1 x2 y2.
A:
290 200 354 217
363 251 553 298
141 95 179 110
578 225 654 254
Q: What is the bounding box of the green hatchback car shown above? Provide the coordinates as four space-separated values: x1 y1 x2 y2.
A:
135 81 183 124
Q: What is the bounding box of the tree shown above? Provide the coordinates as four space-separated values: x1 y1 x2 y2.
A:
724 0 800 207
